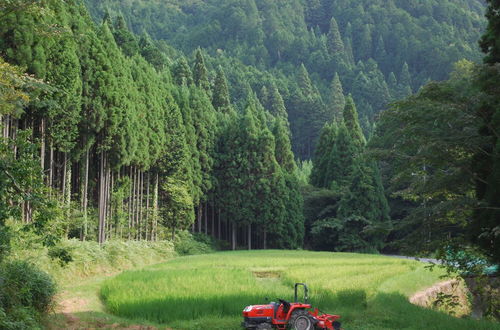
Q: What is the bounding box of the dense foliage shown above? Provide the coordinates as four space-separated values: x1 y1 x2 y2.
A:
83 0 485 158
370 1 500 266
0 261 56 329
0 0 304 253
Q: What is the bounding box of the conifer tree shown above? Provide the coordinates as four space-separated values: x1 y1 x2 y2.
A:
268 84 288 121
189 86 216 198
343 95 366 148
298 63 314 98
357 24 373 60
272 118 296 173
172 57 194 86
387 72 398 93
480 0 500 64
306 0 324 29
336 158 390 251
310 122 337 188
212 66 232 114
192 48 211 95
344 37 355 67
327 18 345 55
328 73 345 121
400 62 412 91
259 85 270 110
325 122 357 190
112 14 139 56
139 33 167 70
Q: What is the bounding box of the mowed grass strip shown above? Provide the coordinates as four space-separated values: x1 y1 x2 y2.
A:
100 250 500 329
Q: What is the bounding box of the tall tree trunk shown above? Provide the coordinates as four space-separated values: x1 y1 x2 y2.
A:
104 159 110 242
81 147 89 240
139 170 143 240
108 171 114 240
40 118 45 170
11 118 17 154
217 207 221 240
263 229 267 250
248 223 251 250
204 202 208 235
197 206 202 233
131 166 137 239
1 115 8 138
153 173 159 241
211 202 215 238
98 152 105 244
62 153 67 198
64 157 71 238
232 223 236 250
49 145 54 193
171 218 176 241
145 172 150 241
128 166 133 239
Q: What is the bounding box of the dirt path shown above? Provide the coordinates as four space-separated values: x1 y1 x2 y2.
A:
46 271 166 330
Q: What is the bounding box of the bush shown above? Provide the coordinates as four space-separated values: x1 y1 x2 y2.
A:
0 261 55 329
174 232 214 255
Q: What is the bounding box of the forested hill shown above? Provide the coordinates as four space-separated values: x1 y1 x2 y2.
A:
83 0 486 158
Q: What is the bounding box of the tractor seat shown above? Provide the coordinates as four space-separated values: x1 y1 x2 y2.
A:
271 302 280 316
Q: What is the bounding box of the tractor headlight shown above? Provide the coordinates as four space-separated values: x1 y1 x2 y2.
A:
244 306 253 312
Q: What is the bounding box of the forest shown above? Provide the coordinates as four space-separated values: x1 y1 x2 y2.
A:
0 0 499 328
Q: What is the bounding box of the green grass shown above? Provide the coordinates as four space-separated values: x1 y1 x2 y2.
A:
100 250 500 329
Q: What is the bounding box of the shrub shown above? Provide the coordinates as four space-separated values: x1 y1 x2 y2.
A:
174 231 214 255
0 261 55 329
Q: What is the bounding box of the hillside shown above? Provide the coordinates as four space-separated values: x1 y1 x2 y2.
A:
83 0 486 157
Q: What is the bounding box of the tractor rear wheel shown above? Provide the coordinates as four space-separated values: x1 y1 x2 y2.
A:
288 309 313 330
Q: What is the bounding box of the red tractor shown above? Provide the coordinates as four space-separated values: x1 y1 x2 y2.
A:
242 283 341 330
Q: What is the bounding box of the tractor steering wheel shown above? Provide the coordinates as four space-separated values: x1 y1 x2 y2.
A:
278 298 291 312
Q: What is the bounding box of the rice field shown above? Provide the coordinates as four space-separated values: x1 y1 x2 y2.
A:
100 250 500 329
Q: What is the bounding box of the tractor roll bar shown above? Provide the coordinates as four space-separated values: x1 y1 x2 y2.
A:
294 283 309 304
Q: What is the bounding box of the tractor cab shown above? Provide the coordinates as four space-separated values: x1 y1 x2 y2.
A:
242 283 341 330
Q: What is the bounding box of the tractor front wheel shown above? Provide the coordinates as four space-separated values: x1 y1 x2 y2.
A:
256 323 273 330
288 310 314 330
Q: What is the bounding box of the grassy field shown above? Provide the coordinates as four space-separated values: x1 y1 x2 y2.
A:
100 250 500 329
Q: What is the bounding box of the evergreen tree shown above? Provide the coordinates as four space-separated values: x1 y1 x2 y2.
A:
297 63 314 98
328 73 345 121
325 122 357 190
387 72 398 96
327 18 345 55
357 24 373 60
272 118 296 173
400 62 412 91
189 86 216 198
212 66 232 114
268 84 288 121
342 95 366 148
172 57 193 86
480 0 500 64
192 48 211 95
112 14 139 57
139 33 167 70
310 122 337 188
306 0 324 29
335 158 390 251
